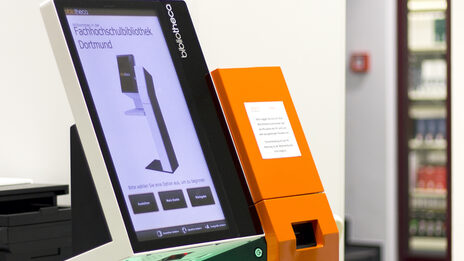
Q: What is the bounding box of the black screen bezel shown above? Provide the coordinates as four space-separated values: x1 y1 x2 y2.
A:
54 0 262 253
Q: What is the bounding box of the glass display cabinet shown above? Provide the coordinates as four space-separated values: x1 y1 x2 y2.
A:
398 0 450 260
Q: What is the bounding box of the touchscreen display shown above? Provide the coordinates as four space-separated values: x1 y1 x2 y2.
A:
65 8 227 241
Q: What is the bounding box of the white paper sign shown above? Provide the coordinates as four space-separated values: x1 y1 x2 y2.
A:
244 101 301 159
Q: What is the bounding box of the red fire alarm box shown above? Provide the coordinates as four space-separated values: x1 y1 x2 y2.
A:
350 52 370 73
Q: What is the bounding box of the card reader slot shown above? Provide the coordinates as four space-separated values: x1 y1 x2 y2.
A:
292 221 317 249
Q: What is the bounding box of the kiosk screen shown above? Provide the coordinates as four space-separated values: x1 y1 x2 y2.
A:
64 7 228 242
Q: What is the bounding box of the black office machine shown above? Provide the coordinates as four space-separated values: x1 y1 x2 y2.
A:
0 184 71 261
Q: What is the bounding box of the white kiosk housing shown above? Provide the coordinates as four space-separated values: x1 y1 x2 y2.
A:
41 0 264 260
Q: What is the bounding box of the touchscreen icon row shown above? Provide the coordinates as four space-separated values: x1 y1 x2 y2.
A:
129 186 215 214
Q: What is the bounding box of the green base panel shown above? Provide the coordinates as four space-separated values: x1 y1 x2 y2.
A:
205 237 267 261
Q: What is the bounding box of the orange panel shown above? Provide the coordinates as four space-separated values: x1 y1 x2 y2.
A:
211 67 338 261
211 67 324 203
255 193 339 261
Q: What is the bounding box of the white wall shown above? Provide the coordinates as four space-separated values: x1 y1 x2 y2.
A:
1 0 346 258
345 1 396 261
451 0 464 259
0 0 74 204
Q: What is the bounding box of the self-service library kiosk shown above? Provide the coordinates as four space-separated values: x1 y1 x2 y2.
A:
40 0 338 260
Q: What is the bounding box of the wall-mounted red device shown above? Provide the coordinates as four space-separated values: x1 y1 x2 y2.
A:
350 52 370 73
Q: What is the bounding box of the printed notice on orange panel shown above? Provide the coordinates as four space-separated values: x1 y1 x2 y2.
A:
244 101 301 159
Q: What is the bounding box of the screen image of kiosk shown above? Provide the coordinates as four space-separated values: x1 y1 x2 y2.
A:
49 0 262 254
117 54 178 173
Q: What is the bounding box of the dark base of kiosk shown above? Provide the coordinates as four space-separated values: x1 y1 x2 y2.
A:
70 125 111 257
70 125 267 260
